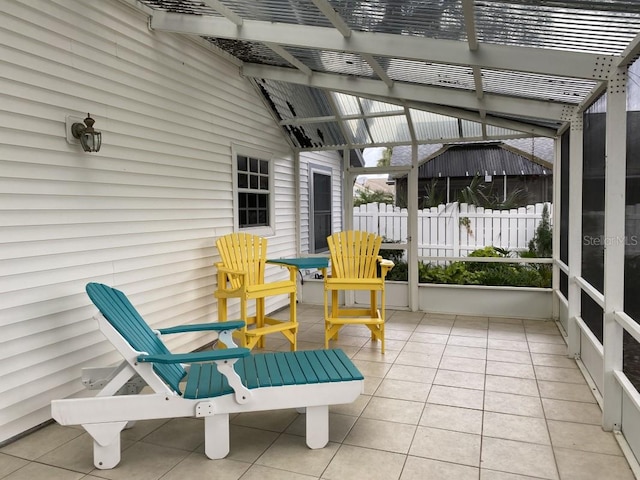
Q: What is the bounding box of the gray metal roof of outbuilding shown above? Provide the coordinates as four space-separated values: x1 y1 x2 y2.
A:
391 139 553 178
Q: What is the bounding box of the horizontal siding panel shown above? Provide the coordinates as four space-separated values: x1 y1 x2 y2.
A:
0 0 297 443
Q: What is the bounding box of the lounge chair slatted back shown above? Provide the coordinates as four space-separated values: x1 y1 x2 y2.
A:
86 282 186 393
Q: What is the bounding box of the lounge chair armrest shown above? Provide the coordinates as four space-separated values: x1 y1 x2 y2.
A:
137 348 250 364
157 320 245 335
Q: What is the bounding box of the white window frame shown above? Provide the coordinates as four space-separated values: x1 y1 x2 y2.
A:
309 164 333 253
231 144 276 236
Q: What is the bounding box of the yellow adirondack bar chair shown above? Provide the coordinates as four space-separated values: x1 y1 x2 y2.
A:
321 231 394 353
215 233 298 350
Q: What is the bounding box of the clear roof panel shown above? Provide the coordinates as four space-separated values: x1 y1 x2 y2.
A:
345 119 372 145
367 115 411 144
333 93 362 116
461 120 483 138
219 0 334 27
410 109 462 141
381 59 475 91
327 0 466 40
480 69 598 104
475 1 640 54
284 48 375 77
332 93 404 117
485 124 528 138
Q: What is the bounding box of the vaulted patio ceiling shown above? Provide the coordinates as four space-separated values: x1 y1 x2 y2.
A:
126 0 640 151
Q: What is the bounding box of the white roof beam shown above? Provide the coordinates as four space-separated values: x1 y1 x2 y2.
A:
360 93 558 137
242 64 569 122
263 43 312 76
201 0 243 26
310 1 394 88
150 12 612 80
463 0 478 52
310 0 351 38
280 109 404 126
360 53 394 88
297 133 537 151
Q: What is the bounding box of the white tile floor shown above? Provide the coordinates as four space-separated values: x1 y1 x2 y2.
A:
1 305 637 480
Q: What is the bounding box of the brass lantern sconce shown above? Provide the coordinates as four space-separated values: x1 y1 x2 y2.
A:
65 113 102 152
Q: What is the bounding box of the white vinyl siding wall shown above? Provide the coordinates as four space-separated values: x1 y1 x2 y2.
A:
298 150 343 254
0 0 296 443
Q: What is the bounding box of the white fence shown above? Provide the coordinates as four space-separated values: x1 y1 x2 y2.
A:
353 202 551 259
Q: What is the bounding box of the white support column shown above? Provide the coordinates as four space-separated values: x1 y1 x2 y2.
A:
343 149 354 232
408 141 419 311
552 137 562 320
567 114 584 358
602 67 627 431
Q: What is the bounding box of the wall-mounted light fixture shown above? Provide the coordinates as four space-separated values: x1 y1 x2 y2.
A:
65 113 102 152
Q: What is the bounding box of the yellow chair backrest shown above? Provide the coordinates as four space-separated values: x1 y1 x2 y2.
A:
216 233 267 288
327 231 382 279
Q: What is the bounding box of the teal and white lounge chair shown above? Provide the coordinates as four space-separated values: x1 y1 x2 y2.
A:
51 282 364 469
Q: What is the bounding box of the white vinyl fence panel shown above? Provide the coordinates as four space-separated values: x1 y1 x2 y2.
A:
353 202 551 259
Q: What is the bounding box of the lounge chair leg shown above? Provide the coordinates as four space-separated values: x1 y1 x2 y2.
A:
305 405 329 449
83 422 127 469
204 414 230 459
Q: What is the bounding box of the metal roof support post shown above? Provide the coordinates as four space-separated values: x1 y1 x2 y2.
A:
408 140 419 311
567 114 583 359
602 67 627 432
552 136 561 321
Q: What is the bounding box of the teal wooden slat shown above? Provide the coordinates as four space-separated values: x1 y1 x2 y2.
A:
264 353 284 386
302 351 331 383
331 349 365 380
254 354 271 387
184 363 200 399
274 353 295 385
294 351 320 384
242 356 260 389
199 363 213 398
323 349 351 380
311 350 341 382
283 352 307 385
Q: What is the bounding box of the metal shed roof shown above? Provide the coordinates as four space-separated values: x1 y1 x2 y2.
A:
413 143 552 178
126 0 640 151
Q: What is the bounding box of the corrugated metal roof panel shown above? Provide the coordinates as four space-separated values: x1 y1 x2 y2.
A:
418 144 549 178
